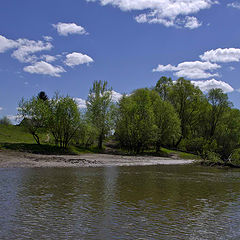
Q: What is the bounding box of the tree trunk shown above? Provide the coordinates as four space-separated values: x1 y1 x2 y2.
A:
98 133 103 150
156 141 161 153
33 134 40 145
175 136 183 148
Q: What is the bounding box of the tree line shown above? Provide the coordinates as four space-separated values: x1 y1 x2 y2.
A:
17 77 240 162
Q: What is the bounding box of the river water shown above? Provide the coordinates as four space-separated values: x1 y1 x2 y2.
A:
0 165 240 239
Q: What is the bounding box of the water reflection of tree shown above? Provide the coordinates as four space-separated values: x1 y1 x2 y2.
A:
112 165 240 238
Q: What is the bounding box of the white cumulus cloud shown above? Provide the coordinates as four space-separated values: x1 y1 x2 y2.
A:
88 0 217 29
191 79 234 93
64 52 94 67
41 54 57 62
200 48 240 62
0 35 18 53
111 90 123 102
53 22 88 36
184 16 202 29
12 39 53 63
74 98 87 109
0 107 3 111
153 61 220 79
0 35 53 63
23 61 66 77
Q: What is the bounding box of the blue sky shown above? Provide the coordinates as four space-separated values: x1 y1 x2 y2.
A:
1 0 240 121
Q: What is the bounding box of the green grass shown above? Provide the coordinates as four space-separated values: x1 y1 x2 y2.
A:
161 147 201 160
0 124 39 144
0 124 100 155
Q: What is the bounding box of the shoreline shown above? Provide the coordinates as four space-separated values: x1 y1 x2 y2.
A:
0 150 195 168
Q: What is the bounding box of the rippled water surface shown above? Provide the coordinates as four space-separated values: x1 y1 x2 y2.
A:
1 165 240 239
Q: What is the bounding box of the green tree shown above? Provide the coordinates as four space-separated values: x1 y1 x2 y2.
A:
18 96 49 145
214 108 240 159
150 91 181 152
169 78 204 147
154 76 173 101
47 94 81 148
86 80 113 150
207 88 231 138
116 89 155 153
0 116 12 125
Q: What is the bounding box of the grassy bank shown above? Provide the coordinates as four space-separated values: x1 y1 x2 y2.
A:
0 124 200 160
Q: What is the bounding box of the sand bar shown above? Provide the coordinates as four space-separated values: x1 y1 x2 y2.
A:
0 150 195 168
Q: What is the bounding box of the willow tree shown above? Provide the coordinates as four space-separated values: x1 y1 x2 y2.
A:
154 76 173 101
18 96 49 145
86 80 113 150
150 91 181 152
47 94 81 148
207 88 231 138
115 89 156 154
169 77 204 147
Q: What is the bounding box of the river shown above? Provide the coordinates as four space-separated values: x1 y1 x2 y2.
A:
0 165 240 239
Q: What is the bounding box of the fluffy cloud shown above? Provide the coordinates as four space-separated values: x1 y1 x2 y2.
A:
0 107 3 111
153 61 220 79
191 79 234 93
53 22 88 36
0 35 18 53
184 16 202 29
227 2 240 9
0 35 53 63
111 90 123 102
23 61 66 77
12 39 53 63
41 55 57 62
64 52 94 67
88 0 217 28
200 48 240 62
74 98 87 109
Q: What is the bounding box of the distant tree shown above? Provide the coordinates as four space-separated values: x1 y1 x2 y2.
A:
154 76 173 101
47 94 81 148
38 91 48 101
0 116 12 125
86 80 113 150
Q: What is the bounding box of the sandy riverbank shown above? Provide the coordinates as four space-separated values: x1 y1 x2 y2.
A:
0 150 195 168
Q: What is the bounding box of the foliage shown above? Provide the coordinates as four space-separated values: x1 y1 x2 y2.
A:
154 76 173 101
86 80 113 149
47 94 81 148
207 88 231 138
0 116 12 125
230 148 240 166
74 121 97 148
168 78 204 146
116 89 156 153
150 90 181 151
18 96 49 145
203 151 224 165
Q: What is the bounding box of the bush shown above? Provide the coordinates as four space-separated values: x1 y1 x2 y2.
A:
0 116 12 125
230 149 240 166
203 151 223 165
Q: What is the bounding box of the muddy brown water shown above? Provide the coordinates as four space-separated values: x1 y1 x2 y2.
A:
0 165 240 239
